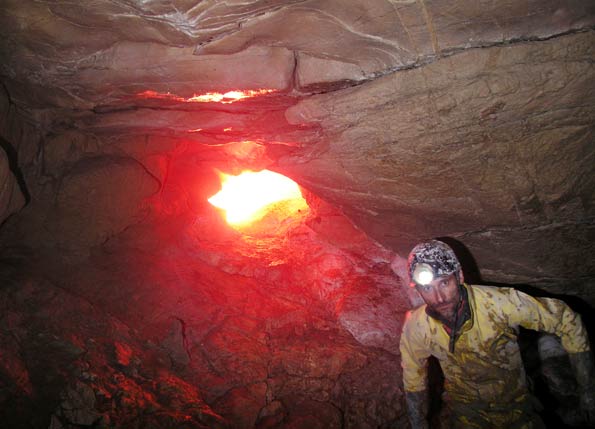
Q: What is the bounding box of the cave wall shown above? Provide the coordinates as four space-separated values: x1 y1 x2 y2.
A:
281 30 595 296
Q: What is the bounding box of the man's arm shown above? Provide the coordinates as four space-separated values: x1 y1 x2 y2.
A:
400 311 431 428
569 350 595 423
507 289 595 423
405 390 429 429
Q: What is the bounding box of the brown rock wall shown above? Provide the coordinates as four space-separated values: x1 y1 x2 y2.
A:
46 156 159 251
281 31 595 295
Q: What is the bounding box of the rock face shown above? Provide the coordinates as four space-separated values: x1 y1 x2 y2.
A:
283 31 595 292
0 1 594 428
0 193 408 428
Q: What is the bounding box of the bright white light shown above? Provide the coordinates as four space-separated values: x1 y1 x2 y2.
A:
413 264 435 285
208 170 306 225
417 270 434 285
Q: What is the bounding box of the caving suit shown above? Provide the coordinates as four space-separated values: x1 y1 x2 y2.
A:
400 284 591 428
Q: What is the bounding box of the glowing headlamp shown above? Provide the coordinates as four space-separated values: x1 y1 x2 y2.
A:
412 263 435 286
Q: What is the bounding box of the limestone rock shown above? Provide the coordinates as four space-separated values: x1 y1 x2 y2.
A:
54 382 102 426
276 395 342 429
281 30 595 300
47 155 159 251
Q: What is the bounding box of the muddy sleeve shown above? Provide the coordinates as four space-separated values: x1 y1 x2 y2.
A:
405 390 429 429
400 311 432 393
506 288 590 354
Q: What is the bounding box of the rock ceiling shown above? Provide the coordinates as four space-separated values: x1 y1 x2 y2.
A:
2 0 594 296
0 1 594 426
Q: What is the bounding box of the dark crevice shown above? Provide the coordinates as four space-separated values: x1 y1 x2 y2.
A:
0 84 31 205
174 317 192 362
383 26 595 79
436 26 595 59
295 26 595 96
0 135 31 205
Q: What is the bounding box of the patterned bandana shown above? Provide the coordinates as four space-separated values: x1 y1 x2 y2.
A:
407 239 461 286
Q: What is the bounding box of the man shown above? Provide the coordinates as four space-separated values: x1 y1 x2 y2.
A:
399 239 595 428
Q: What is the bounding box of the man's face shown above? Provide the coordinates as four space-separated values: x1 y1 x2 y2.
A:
415 272 461 322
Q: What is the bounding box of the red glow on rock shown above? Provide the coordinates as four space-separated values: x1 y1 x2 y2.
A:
137 89 275 104
114 341 133 366
208 170 309 227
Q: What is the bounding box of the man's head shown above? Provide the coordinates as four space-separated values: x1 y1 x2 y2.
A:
407 240 464 321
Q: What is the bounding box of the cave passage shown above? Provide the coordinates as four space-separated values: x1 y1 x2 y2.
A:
1 2 594 426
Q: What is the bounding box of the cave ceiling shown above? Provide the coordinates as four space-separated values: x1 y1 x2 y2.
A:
1 0 595 299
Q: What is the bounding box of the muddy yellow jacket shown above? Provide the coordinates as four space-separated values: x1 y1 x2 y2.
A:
400 284 590 427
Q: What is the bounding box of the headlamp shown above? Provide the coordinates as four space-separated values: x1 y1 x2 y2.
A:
412 263 434 285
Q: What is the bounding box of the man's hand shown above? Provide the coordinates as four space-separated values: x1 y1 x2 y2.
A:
579 388 595 423
569 351 595 424
405 390 429 429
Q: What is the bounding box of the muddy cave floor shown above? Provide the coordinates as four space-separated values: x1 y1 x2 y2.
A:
0 211 593 429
